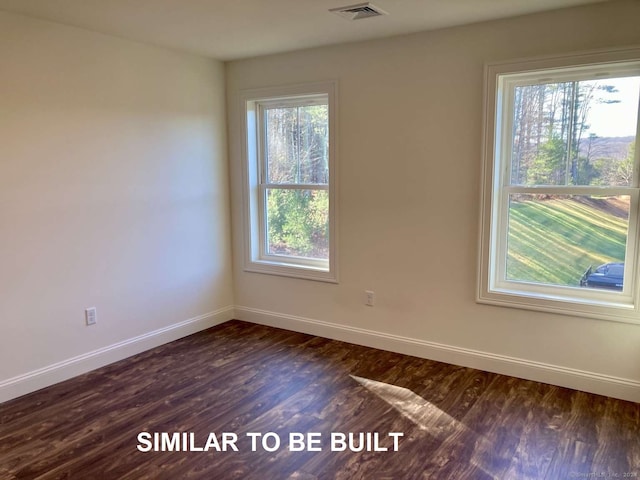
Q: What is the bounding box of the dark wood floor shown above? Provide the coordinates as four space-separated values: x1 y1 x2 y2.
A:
1 320 638 479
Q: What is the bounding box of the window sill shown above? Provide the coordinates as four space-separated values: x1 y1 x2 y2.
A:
477 286 640 325
245 259 338 283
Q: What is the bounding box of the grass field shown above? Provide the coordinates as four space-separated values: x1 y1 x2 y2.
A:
506 196 628 287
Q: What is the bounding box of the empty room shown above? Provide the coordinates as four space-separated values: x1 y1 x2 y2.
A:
1 0 640 478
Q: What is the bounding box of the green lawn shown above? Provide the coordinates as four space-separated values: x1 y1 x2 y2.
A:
507 197 628 286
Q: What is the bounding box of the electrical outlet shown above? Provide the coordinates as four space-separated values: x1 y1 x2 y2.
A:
85 307 97 326
365 290 375 307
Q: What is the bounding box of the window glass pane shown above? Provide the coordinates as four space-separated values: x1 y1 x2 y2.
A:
510 77 639 187
265 103 328 185
506 194 629 290
266 189 329 260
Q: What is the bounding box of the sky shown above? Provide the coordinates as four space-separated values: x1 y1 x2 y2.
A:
585 76 640 138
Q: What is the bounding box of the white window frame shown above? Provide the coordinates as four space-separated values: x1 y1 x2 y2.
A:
478 47 640 324
240 81 338 283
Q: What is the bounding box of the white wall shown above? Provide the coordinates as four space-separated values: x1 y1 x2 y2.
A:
0 12 234 401
227 0 640 401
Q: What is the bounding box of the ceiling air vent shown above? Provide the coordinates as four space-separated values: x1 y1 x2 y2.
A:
330 3 388 21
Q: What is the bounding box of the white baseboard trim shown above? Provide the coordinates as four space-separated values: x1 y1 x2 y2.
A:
0 306 235 404
235 306 640 403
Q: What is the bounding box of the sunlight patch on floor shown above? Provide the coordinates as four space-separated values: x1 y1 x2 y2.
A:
350 375 466 434
350 375 503 479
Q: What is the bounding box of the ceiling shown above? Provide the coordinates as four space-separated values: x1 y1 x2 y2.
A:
0 0 610 61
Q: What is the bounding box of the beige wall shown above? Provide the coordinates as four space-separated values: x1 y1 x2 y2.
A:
2 1 640 403
0 12 233 395
227 0 640 398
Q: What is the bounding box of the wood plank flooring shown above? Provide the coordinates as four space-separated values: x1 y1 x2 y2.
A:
1 320 638 479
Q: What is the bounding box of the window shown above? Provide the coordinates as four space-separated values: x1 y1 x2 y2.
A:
241 82 337 282
478 48 640 323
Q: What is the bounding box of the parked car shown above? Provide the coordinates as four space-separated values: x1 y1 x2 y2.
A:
580 262 624 291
